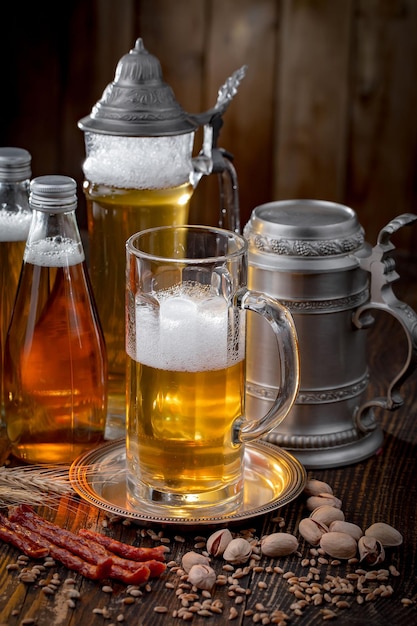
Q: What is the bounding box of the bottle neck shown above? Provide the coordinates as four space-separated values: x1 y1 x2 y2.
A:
25 209 85 267
0 179 31 211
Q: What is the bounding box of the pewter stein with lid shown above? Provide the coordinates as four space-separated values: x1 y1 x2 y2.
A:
244 200 417 468
78 38 246 437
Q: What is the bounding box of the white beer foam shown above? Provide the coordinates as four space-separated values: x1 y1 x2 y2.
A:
24 237 85 267
0 211 32 242
82 133 195 189
133 284 244 372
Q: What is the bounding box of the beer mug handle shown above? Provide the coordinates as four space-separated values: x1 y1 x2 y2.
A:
237 290 300 443
353 213 417 432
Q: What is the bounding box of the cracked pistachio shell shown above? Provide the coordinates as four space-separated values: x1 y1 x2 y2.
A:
364 522 403 547
304 479 333 497
358 536 385 565
319 531 358 560
306 493 342 512
223 537 252 564
206 528 233 557
329 520 363 541
187 563 217 590
181 551 210 573
310 504 345 526
260 532 299 557
298 517 329 547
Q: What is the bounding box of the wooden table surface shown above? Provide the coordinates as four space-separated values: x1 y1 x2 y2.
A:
0 260 416 626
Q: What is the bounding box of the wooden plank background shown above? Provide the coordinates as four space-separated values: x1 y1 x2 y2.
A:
1 0 416 255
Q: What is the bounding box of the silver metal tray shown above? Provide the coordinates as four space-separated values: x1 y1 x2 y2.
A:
69 439 306 528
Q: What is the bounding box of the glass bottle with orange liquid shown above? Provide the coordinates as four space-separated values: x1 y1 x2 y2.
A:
0 147 32 463
0 148 32 426
4 175 107 464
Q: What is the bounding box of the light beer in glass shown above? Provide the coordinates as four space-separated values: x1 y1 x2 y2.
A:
126 282 245 501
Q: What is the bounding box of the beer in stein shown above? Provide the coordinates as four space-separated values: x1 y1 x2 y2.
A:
79 39 246 438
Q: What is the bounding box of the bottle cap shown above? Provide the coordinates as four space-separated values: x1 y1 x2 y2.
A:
0 147 32 182
78 38 198 137
30 176 78 212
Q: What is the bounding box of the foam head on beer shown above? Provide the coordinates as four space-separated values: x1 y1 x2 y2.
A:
24 237 84 267
131 283 242 371
83 133 195 189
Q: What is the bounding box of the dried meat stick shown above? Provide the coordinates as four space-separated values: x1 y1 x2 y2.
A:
78 528 168 562
9 506 152 585
0 513 49 559
46 542 112 581
138 559 166 578
104 561 152 585
80 541 166 579
10 506 155 580
1 513 111 581
9 506 109 563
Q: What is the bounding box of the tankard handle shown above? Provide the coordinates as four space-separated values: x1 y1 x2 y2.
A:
352 213 417 432
215 148 241 234
192 113 242 235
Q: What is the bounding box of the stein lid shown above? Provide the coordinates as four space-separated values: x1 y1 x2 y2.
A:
244 200 365 259
78 38 199 137
79 38 247 138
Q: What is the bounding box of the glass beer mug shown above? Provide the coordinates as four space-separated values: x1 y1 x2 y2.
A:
78 39 246 438
125 225 300 517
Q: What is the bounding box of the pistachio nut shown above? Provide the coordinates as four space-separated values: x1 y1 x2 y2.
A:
298 517 328 547
181 551 210 573
187 563 217 590
319 531 358 560
260 532 299 557
329 520 363 541
206 528 233 557
304 479 333 497
223 537 252 564
358 535 385 566
364 522 403 547
310 504 345 526
306 493 342 512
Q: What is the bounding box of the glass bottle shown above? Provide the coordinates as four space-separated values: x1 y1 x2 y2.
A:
0 147 32 429
4 175 108 464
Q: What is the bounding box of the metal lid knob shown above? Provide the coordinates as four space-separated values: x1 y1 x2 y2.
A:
78 38 198 137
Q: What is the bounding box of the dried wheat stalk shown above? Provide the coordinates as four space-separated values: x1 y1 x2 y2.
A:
0 465 118 509
0 465 75 508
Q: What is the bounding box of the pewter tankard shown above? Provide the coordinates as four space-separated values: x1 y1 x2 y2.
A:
244 200 417 468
